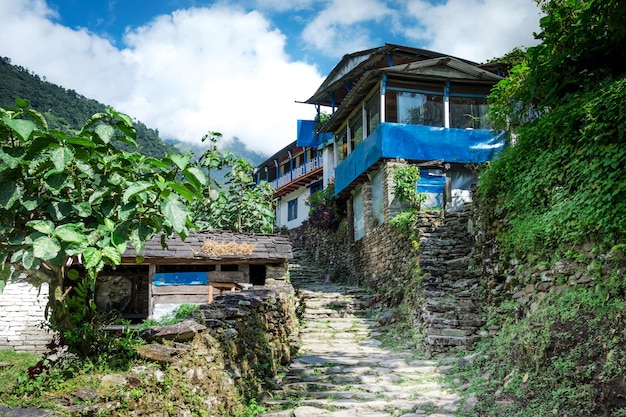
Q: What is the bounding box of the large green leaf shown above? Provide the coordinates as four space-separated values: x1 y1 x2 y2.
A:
27 220 55 235
20 196 40 211
54 224 88 245
123 181 154 203
167 181 197 203
128 221 157 254
169 153 192 171
24 108 48 130
82 247 102 270
80 112 108 134
88 189 107 205
63 135 96 148
44 173 68 194
184 166 208 189
2 117 35 141
49 146 73 172
95 124 115 144
102 246 121 265
161 198 189 233
32 236 61 260
48 201 72 221
0 181 20 209
73 202 93 217
0 147 26 169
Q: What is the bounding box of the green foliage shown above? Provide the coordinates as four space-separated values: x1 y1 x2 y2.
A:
479 76 626 259
0 350 39 394
139 303 200 330
194 132 275 233
306 180 343 231
391 164 423 210
488 0 626 132
0 101 207 356
451 280 626 416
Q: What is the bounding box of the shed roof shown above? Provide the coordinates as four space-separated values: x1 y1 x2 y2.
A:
122 231 292 263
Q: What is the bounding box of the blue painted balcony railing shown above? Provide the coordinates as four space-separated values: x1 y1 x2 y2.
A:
334 122 505 195
270 155 323 190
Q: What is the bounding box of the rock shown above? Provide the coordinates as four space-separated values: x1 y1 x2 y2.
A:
463 392 479 410
134 343 188 364
0 405 53 416
377 309 398 326
554 260 578 275
144 319 207 342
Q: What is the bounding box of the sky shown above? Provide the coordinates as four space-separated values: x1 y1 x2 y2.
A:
0 0 543 156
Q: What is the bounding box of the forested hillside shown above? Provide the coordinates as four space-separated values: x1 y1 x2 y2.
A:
0 57 178 158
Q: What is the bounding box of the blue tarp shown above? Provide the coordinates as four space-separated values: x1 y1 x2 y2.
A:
334 122 505 194
418 171 446 209
297 119 333 148
154 272 208 286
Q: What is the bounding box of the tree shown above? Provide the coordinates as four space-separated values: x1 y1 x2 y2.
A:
0 100 207 356
489 0 626 131
194 133 275 234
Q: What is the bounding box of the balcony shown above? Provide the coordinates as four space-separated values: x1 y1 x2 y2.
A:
334 122 505 195
270 155 323 197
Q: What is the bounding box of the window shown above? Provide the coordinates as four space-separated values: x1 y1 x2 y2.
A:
336 129 348 162
349 113 363 151
309 180 323 195
398 91 444 127
287 198 298 221
365 96 380 136
450 96 489 129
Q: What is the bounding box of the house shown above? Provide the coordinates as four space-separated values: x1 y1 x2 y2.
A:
96 231 292 320
298 44 507 239
254 121 329 229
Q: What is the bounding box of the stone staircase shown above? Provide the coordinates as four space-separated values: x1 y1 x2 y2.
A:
259 248 461 417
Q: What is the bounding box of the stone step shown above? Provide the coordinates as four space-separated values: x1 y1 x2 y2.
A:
263 395 460 414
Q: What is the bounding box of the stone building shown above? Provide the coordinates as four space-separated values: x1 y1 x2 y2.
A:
0 231 292 353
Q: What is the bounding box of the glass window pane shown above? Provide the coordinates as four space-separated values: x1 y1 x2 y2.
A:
450 97 489 129
398 92 444 127
349 115 363 150
366 96 380 137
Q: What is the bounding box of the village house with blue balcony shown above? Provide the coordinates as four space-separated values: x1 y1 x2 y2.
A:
257 44 507 233
254 123 329 229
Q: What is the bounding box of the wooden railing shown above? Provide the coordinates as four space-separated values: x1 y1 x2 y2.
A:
270 155 323 190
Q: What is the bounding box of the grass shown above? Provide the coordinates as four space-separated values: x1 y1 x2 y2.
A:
0 350 40 393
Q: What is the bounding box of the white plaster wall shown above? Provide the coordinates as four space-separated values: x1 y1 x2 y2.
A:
277 187 309 230
0 281 51 353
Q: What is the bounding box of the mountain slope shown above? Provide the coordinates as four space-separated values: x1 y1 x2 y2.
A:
0 56 178 158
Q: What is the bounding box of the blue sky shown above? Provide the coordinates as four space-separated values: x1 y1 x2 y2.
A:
0 0 542 155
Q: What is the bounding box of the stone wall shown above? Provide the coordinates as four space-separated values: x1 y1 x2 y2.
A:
291 204 483 352
0 282 52 353
127 284 298 416
417 207 484 351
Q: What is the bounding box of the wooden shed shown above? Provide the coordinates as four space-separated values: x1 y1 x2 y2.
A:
95 231 292 321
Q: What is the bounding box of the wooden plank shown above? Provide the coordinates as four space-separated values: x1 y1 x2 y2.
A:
153 294 208 304
148 264 156 317
208 271 244 283
152 285 210 296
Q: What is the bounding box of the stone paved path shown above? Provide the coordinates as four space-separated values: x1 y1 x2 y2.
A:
258 249 461 417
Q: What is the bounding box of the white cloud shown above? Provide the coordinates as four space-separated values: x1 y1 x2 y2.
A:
301 0 395 58
0 1 322 155
0 0 134 104
401 0 543 62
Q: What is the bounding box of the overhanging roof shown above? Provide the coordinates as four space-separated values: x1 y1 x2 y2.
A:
323 57 503 132
302 44 457 108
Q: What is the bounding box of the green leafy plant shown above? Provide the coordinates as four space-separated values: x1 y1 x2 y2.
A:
139 303 200 330
0 100 207 356
194 132 276 233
